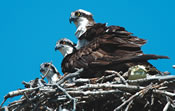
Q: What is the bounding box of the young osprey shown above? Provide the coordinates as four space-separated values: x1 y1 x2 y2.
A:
69 9 95 49
55 38 76 57
40 63 60 83
55 38 169 78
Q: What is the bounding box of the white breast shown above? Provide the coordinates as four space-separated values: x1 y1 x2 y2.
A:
75 17 89 38
59 45 74 57
76 39 89 49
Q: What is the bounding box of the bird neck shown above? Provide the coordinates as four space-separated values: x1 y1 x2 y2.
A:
59 46 74 57
75 18 94 38
76 17 89 28
76 39 89 49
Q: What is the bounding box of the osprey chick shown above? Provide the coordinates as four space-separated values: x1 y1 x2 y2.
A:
69 9 95 49
55 38 76 57
40 63 60 83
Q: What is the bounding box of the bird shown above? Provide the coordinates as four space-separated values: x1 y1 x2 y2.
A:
55 38 77 57
66 9 169 78
69 9 95 49
40 62 60 83
55 38 169 78
69 9 147 49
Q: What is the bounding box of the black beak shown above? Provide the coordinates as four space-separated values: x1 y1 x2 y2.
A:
55 46 58 51
55 45 62 51
69 17 74 24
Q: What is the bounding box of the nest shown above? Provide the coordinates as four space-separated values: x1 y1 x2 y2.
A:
1 68 175 111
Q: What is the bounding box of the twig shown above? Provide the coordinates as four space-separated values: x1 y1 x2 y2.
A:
67 83 144 91
114 91 141 111
114 84 153 111
74 78 90 84
96 74 116 83
0 97 7 109
22 81 31 88
163 101 171 111
0 106 9 111
105 70 128 85
150 94 154 106
127 75 175 84
0 87 40 107
33 94 46 111
153 90 175 97
23 92 34 107
57 68 83 85
46 107 54 111
67 90 122 96
56 84 77 111
5 99 24 109
38 79 45 87
124 100 133 111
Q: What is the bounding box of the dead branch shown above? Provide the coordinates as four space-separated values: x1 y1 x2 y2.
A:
105 70 128 85
1 69 175 111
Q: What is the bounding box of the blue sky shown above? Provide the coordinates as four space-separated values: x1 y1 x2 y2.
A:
0 0 175 105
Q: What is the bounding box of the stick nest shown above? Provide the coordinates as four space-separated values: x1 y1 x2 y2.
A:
1 69 175 111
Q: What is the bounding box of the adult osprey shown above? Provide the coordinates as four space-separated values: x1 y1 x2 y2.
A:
55 38 169 78
69 9 95 49
69 9 143 49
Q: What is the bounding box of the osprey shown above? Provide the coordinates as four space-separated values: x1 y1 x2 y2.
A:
55 38 169 78
69 9 144 49
69 9 95 49
40 63 60 83
54 38 76 57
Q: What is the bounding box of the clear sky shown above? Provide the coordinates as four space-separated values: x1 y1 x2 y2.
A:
0 0 175 105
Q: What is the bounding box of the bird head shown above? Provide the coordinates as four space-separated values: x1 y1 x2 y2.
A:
40 62 60 83
69 9 95 28
55 38 76 57
40 62 59 74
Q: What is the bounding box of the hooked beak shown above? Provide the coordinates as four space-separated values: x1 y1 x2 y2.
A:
55 45 61 51
69 17 74 24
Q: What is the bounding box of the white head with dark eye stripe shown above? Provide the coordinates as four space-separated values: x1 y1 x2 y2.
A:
69 9 95 38
55 38 76 57
40 63 60 83
69 9 95 27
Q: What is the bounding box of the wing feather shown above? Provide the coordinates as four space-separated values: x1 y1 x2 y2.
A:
61 23 169 77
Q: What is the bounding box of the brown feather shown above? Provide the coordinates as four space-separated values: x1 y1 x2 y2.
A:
61 24 169 78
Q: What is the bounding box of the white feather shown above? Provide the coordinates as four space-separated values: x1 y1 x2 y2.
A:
59 45 74 57
75 17 89 38
76 39 89 49
77 9 92 15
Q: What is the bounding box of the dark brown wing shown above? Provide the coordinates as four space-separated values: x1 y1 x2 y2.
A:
80 23 146 47
107 25 147 47
62 23 168 77
61 33 169 77
79 23 107 41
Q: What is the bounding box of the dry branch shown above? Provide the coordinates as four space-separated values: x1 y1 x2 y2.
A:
1 70 175 111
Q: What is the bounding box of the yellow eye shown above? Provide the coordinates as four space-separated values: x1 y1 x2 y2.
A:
60 41 66 45
75 12 81 17
62 41 66 45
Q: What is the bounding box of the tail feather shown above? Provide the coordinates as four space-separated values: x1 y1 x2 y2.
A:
111 54 169 64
